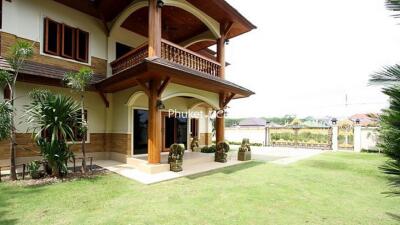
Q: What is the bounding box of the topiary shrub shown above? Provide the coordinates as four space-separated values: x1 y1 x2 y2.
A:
190 137 200 152
238 139 251 161
168 144 185 172
215 141 230 163
201 145 216 153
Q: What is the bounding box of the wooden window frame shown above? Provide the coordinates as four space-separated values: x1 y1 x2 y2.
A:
190 118 199 138
75 29 89 63
61 23 75 59
43 17 61 56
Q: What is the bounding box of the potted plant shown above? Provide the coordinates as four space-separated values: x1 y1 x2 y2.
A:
168 144 185 172
238 138 251 161
215 141 230 163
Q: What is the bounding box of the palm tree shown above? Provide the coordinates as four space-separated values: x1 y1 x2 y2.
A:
25 89 80 177
0 40 33 180
63 67 93 173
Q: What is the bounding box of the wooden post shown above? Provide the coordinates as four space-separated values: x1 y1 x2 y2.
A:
216 37 225 79
216 93 225 144
148 0 162 57
147 79 162 164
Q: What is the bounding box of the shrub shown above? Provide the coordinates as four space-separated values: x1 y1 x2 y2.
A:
201 145 216 153
27 161 42 179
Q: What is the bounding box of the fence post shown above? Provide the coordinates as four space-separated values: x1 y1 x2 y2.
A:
353 125 362 152
265 127 269 146
332 125 338 151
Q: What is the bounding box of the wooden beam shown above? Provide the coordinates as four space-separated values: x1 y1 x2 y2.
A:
148 0 162 57
223 22 234 37
136 79 150 96
98 90 110 108
216 93 225 143
157 77 170 97
222 93 235 108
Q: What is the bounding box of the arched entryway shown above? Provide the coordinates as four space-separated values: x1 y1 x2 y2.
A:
127 90 216 156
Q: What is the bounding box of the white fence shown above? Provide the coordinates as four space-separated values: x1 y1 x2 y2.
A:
225 126 379 152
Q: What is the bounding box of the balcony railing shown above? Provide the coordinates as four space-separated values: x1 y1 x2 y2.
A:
111 39 221 77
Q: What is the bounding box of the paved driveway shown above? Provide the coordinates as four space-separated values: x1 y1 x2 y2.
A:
241 146 325 165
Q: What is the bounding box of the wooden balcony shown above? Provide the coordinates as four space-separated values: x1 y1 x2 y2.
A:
110 39 221 77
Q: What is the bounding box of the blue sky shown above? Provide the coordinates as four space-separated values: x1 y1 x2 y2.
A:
225 0 400 118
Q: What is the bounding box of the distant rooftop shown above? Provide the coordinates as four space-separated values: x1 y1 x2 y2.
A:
238 118 266 127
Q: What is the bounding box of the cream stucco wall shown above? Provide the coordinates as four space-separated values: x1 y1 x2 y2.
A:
2 0 108 65
13 82 108 135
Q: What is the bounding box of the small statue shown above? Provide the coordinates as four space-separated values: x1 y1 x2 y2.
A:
168 144 185 172
215 141 230 163
238 138 251 161
190 137 200 152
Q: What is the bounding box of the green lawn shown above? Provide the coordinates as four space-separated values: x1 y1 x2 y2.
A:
1 152 399 225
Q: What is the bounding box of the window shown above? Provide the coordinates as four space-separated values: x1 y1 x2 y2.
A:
75 29 89 62
43 18 89 63
61 24 75 59
44 18 60 55
116 42 133 59
190 118 199 138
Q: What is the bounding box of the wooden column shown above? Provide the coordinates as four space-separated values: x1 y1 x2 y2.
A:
216 37 225 79
147 79 162 164
148 0 162 57
216 93 225 144
215 23 232 143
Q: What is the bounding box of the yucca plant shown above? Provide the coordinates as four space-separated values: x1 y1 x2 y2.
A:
63 67 93 173
25 90 80 177
0 40 33 180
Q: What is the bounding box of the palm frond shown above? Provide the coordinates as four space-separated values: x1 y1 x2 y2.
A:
6 40 34 72
63 67 93 92
370 64 400 85
387 0 400 11
0 70 13 88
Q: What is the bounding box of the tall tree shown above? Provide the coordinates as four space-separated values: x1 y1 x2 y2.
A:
63 67 93 173
0 41 33 180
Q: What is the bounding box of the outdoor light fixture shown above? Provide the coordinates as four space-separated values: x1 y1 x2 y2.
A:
356 119 360 125
157 0 164 8
156 100 165 110
225 39 230 45
331 118 337 125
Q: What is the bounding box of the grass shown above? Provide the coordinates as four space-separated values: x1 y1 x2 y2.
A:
1 152 399 225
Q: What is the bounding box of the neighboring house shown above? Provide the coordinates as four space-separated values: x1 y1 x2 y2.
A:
349 113 379 127
238 118 266 127
0 0 255 172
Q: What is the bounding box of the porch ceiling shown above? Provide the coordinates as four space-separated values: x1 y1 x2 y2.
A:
53 0 256 48
122 6 209 44
95 57 254 98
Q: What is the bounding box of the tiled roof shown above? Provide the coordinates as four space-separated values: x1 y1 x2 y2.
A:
0 57 104 84
146 57 255 96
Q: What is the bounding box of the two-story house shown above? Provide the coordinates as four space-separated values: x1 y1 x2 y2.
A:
0 0 255 173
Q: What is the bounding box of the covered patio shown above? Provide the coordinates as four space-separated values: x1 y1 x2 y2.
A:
95 151 245 184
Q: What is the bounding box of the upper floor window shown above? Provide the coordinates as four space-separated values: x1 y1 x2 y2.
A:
44 18 89 63
116 42 133 59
